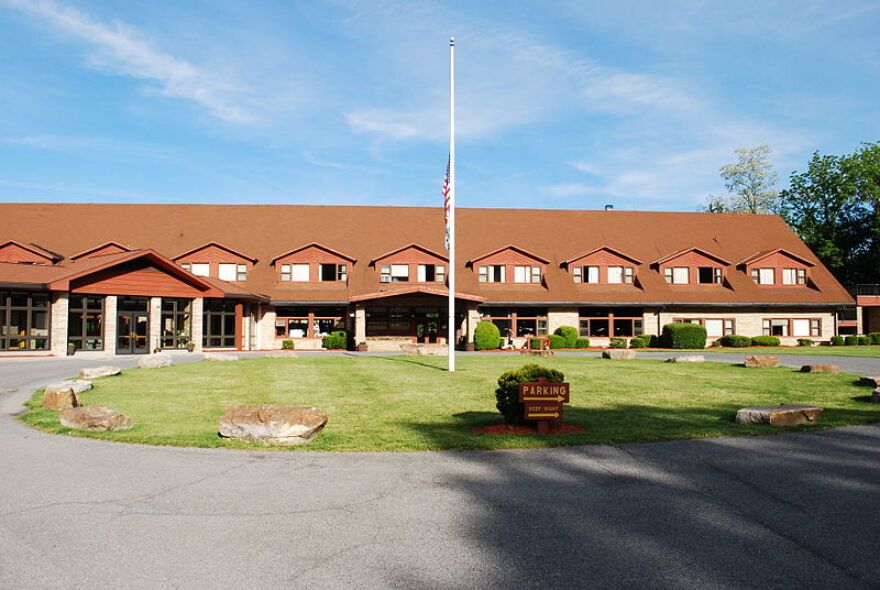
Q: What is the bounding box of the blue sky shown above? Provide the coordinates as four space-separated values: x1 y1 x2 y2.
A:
0 0 878 210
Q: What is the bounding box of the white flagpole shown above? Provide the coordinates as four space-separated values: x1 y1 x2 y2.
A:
448 35 456 372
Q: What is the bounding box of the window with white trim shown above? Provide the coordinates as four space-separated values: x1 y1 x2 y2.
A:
218 263 237 281
381 264 409 282
698 266 723 284
478 265 505 283
752 268 775 285
417 264 446 283
280 263 310 282
782 268 807 285
513 265 541 284
664 267 689 284
190 263 210 277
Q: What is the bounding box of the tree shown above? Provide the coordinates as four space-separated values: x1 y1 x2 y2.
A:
704 145 780 213
777 143 880 286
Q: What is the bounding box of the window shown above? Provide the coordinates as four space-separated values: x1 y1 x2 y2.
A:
752 268 775 285
607 266 623 284
782 268 806 285
281 263 310 282
480 307 548 338
664 267 689 284
190 263 210 277
0 291 50 351
68 295 104 351
704 319 735 337
218 263 237 281
573 266 599 284
478 265 505 283
236 264 247 281
417 264 445 283
161 298 191 349
203 299 237 348
318 263 347 282
698 267 723 284
381 264 409 282
763 319 789 337
181 263 191 272
762 318 820 338
513 266 541 284
579 307 643 338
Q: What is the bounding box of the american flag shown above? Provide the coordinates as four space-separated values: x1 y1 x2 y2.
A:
442 155 451 250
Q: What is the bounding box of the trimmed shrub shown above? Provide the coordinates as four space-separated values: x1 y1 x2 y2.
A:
609 337 628 349
322 330 348 350
629 337 646 349
858 336 870 345
554 326 579 348
529 337 550 350
574 337 590 349
281 339 295 350
844 335 859 346
797 338 814 347
718 335 751 348
495 364 565 424
646 334 663 348
750 335 781 347
474 321 501 351
661 323 707 349
548 334 567 349
830 336 844 346
868 332 880 345
498 338 506 349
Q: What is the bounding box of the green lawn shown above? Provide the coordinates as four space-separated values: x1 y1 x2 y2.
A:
661 346 880 358
20 355 880 451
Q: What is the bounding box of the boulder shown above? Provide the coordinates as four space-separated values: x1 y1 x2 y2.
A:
667 355 705 363
59 405 132 431
219 405 328 445
800 364 840 374
744 355 780 368
858 376 880 387
43 388 80 410
79 366 122 379
735 404 823 426
138 353 173 369
265 351 298 359
602 349 636 360
45 380 93 395
203 352 239 362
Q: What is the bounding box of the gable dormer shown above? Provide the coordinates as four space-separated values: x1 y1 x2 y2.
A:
272 243 355 283
562 246 641 285
652 248 730 286
0 240 61 265
70 241 133 260
172 242 257 282
370 244 448 284
468 245 549 285
738 249 815 286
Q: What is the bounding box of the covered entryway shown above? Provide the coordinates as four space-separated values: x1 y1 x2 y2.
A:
116 296 150 354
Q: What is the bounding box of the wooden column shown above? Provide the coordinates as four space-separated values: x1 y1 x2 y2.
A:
234 302 243 351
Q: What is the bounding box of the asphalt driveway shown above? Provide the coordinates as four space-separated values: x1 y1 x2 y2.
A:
1 354 879 589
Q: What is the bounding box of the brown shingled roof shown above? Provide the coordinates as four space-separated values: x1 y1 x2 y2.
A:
0 203 854 306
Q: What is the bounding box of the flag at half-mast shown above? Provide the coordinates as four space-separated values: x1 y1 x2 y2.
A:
442 155 452 250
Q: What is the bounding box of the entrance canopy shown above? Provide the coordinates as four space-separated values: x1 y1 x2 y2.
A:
349 285 484 304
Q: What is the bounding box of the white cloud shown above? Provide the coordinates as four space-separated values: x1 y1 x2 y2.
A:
3 0 254 123
567 160 598 174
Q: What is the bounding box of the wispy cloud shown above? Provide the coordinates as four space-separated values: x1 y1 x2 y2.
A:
3 0 254 123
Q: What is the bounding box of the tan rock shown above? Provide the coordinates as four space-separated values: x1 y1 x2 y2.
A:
59 405 132 431
43 387 80 410
744 355 780 368
219 405 328 445
602 349 636 360
265 351 298 359
800 364 840 374
667 355 705 363
79 366 122 379
735 404 823 426
45 380 93 395
203 352 239 362
138 353 173 369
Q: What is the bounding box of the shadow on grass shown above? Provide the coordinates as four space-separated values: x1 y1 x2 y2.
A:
359 355 449 372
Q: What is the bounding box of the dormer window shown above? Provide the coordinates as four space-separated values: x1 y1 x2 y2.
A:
218 263 247 282
782 268 806 285
319 263 347 282
381 264 410 283
417 264 445 283
698 266 723 285
513 265 541 284
280 264 310 282
572 266 599 284
664 267 689 284
479 265 506 283
185 263 209 277
607 266 634 284
751 268 775 285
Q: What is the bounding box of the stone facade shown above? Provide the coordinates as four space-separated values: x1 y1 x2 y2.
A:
149 296 162 352
191 297 204 352
49 292 69 356
547 308 579 336
353 305 366 346
104 295 117 355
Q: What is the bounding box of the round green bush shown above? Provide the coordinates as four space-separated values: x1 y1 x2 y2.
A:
646 334 662 348
553 325 578 348
548 334 567 349
858 336 870 345
718 335 751 348
281 339 295 350
574 337 590 348
868 332 880 345
495 364 565 424
322 330 348 350
844 335 859 346
474 321 501 351
629 337 646 349
609 337 628 349
797 338 814 347
750 336 781 347
830 336 844 346
661 323 707 349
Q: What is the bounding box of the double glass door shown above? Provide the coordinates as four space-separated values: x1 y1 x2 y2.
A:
117 296 150 354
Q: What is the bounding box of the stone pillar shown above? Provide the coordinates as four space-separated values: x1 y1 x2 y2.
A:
50 292 69 356
642 308 661 337
191 297 204 353
466 304 481 344
856 306 864 336
149 297 162 352
104 295 118 355
255 305 277 350
354 304 366 345
547 307 579 335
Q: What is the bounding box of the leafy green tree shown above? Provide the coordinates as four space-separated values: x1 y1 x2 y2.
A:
705 145 780 213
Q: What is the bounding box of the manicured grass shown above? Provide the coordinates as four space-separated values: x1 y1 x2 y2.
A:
20 355 880 451
663 346 880 358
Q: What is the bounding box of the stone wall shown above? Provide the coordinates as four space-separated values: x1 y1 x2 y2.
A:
652 307 836 345
104 295 117 355
254 305 276 350
547 308 579 336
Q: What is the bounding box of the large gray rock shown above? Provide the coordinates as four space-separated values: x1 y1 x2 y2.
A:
204 352 239 362
667 355 705 363
59 405 132 431
138 353 173 369
45 380 93 396
79 366 122 379
219 405 328 445
744 355 780 368
735 404 823 426
602 349 636 360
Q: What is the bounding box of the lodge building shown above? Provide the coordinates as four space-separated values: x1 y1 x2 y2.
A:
0 203 864 356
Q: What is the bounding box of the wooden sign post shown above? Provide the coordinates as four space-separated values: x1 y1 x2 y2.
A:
518 380 571 435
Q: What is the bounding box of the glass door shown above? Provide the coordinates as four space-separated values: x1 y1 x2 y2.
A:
117 311 149 354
